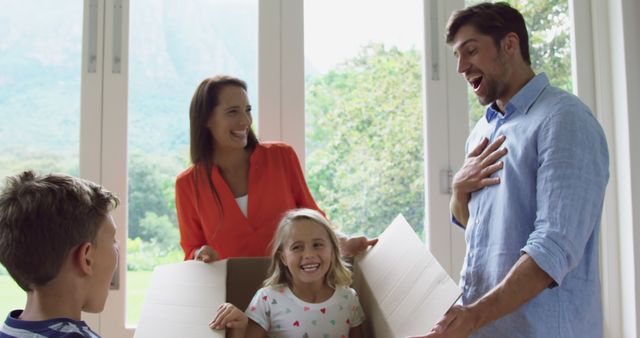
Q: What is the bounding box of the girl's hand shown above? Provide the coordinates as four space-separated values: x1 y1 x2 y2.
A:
194 244 218 262
209 303 248 330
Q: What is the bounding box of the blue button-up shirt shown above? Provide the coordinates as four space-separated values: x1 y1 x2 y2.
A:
459 73 609 337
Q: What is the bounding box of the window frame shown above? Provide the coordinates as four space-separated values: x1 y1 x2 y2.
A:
75 0 628 336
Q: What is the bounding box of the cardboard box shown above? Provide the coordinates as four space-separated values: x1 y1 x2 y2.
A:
135 214 460 337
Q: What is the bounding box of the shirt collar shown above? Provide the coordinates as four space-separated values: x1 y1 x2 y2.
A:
484 72 550 123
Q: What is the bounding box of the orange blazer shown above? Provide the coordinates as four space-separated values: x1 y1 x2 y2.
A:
175 142 323 260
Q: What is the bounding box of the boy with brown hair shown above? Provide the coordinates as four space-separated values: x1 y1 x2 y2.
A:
0 171 120 338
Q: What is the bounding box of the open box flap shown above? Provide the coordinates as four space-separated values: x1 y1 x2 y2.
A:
134 260 227 338
355 214 461 337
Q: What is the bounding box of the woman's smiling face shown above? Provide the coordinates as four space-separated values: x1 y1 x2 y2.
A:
206 85 253 150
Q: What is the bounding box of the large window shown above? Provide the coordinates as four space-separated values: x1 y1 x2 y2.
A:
2 1 609 336
126 0 258 326
304 0 425 238
0 1 82 316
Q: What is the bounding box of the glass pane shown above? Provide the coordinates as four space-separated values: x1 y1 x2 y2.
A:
464 0 572 129
304 0 425 239
126 0 258 326
0 2 82 315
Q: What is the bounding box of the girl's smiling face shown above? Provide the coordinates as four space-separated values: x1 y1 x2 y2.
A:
280 219 333 288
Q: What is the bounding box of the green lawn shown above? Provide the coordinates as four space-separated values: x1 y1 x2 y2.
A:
126 270 153 326
0 271 153 326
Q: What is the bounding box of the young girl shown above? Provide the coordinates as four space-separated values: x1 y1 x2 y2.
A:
209 208 365 338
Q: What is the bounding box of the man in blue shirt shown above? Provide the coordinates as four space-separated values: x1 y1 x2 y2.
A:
413 3 609 338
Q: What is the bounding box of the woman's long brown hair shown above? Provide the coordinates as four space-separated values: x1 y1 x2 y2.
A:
189 75 259 211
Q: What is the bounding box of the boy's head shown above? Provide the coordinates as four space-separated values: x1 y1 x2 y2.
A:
0 171 119 312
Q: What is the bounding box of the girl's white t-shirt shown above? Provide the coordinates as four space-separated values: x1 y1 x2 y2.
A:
245 285 365 338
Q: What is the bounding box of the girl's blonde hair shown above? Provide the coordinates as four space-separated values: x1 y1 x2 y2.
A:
263 208 352 288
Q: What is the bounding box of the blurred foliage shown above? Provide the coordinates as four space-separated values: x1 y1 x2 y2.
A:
465 0 571 128
126 152 185 270
127 153 180 241
127 237 182 271
139 212 180 250
306 43 425 237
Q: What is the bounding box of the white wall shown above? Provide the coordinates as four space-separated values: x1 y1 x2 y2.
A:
608 0 640 336
592 0 640 336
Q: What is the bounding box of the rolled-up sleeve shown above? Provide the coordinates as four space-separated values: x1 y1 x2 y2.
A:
522 104 609 286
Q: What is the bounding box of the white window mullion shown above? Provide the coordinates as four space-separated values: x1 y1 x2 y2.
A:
442 0 467 282
423 0 466 281
258 0 282 143
259 0 305 162
80 0 105 190
79 0 106 329
97 0 131 336
279 0 304 161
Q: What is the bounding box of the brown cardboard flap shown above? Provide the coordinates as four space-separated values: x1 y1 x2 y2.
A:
225 257 271 310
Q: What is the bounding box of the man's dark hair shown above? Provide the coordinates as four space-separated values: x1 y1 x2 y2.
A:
446 2 531 65
0 171 119 291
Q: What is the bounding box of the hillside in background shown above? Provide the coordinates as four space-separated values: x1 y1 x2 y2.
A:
0 0 258 177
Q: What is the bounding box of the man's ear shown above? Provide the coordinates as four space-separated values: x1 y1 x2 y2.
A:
502 32 520 58
75 242 94 276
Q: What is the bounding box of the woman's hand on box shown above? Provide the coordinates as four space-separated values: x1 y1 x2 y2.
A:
339 235 378 257
194 244 218 263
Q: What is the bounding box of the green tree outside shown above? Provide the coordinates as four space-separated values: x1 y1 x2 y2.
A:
128 153 177 241
306 44 425 237
126 152 185 271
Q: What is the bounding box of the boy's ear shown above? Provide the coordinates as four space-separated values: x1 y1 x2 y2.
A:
75 242 94 276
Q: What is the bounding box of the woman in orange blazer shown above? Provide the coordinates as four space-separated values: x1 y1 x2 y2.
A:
175 75 376 262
